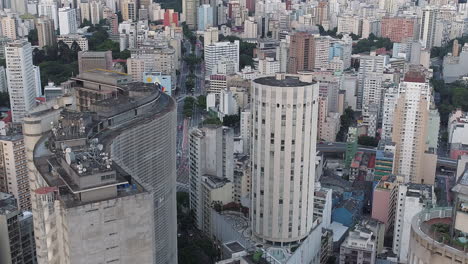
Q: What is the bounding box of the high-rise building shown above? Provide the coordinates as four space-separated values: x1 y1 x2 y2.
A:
80 1 91 23
89 0 102 25
122 0 138 21
393 183 435 263
0 135 30 211
58 7 77 35
251 74 319 244
381 86 398 140
189 125 234 233
78 50 113 73
287 32 315 73
392 71 436 184
357 53 388 110
5 40 36 123
198 4 213 31
420 7 438 49
381 16 418 43
339 226 377 264
205 41 240 76
184 0 199 29
57 35 89 51
204 27 219 46
1 15 18 40
36 16 56 48
38 0 59 30
24 70 178 264
0 193 36 264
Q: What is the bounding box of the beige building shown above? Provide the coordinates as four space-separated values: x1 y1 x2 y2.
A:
36 16 56 49
1 15 17 40
24 70 178 264
0 135 29 211
392 71 436 184
251 74 319 244
121 0 138 21
78 50 113 73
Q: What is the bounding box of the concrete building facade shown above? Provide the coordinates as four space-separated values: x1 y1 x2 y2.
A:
251 74 319 244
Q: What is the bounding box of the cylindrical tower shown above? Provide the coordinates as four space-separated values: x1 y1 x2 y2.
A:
251 74 319 244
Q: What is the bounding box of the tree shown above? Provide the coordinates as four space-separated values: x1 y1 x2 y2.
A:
185 78 195 92
223 115 240 127
240 54 254 69
80 19 92 28
0 92 10 107
336 108 356 141
204 117 222 125
197 95 206 110
57 41 72 64
32 48 46 65
118 49 131 60
358 135 379 147
27 29 38 46
70 41 82 61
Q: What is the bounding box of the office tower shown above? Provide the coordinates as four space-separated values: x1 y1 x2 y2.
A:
198 4 214 31
381 17 418 43
420 7 438 49
0 193 36 264
36 16 56 49
89 0 101 25
0 135 30 211
362 72 383 109
393 183 434 263
24 70 178 264
205 41 240 75
80 1 91 23
38 0 59 30
58 7 77 35
1 15 17 40
5 40 36 123
78 50 113 73
392 71 435 184
121 0 137 21
183 0 199 30
287 32 315 74
189 125 234 232
251 74 319 243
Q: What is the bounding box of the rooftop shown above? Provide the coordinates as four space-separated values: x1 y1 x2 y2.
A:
253 76 315 87
224 241 246 253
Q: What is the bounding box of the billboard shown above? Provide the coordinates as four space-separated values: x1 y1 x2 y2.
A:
143 72 172 96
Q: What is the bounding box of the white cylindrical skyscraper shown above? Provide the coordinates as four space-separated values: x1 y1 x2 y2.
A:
251 74 319 244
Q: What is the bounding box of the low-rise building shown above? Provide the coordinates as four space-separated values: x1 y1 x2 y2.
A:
339 225 376 264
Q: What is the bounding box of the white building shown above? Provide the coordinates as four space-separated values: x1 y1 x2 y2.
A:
38 0 59 30
0 67 7 93
204 27 219 46
205 41 240 78
89 0 102 25
257 57 280 76
57 35 89 51
58 7 77 35
243 17 257 39
339 227 376 264
5 40 36 123
251 74 319 244
357 53 388 110
393 183 435 263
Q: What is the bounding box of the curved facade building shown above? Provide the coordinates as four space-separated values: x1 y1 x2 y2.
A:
408 208 468 264
251 74 319 244
24 70 177 264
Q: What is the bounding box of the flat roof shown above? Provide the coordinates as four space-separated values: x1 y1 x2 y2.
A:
253 76 315 87
225 241 245 253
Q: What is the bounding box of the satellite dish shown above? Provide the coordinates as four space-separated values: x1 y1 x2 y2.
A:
65 150 75 165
